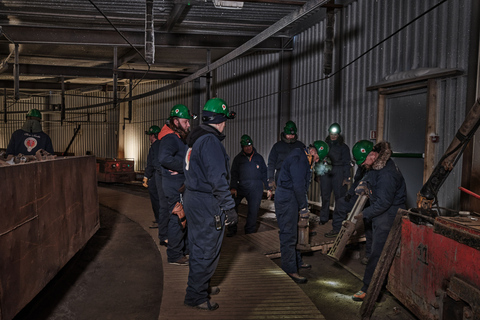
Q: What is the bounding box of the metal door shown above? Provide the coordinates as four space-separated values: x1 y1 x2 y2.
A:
384 89 427 209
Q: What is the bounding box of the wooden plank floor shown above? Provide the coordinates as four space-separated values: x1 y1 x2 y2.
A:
98 187 325 320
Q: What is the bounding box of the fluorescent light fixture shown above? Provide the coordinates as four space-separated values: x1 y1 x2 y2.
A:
213 0 243 9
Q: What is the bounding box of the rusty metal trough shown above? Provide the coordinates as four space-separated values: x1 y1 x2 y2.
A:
0 156 100 320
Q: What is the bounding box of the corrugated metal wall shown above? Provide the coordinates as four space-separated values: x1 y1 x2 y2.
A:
214 0 472 207
0 91 119 159
124 80 196 172
216 52 281 166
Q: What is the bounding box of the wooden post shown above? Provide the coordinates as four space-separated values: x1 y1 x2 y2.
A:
360 209 405 319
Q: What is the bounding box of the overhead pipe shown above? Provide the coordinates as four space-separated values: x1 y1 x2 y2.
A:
3 88 6 123
69 0 330 110
113 47 118 108
145 0 155 64
14 44 19 100
61 76 65 124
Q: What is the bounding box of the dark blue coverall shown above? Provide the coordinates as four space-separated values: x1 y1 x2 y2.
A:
145 139 160 226
7 129 54 155
183 124 235 306
229 147 268 234
267 133 305 185
151 129 170 243
331 165 367 232
159 129 188 263
319 138 351 224
274 148 311 274
360 158 406 292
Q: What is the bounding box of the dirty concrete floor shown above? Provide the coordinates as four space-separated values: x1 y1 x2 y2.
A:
14 202 163 320
14 182 418 320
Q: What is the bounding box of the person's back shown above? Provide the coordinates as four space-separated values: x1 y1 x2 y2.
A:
183 98 237 311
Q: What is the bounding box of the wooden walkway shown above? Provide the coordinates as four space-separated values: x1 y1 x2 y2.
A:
98 187 325 320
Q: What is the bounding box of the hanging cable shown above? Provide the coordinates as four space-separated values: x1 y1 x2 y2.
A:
230 0 449 109
87 0 151 99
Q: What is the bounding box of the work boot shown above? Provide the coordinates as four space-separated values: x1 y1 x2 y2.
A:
324 230 339 238
169 256 189 266
287 273 308 284
299 263 312 269
149 222 158 229
208 286 220 295
185 300 219 311
352 290 366 301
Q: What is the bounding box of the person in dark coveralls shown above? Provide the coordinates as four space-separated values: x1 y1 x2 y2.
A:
267 120 305 199
324 140 373 238
152 121 174 247
319 123 351 225
143 125 162 229
275 140 329 284
7 109 54 156
158 104 195 266
227 134 268 237
183 97 238 311
351 141 406 301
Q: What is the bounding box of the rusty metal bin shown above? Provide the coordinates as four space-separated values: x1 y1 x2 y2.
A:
0 156 100 320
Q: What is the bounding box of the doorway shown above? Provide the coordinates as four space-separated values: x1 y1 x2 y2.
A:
384 89 427 209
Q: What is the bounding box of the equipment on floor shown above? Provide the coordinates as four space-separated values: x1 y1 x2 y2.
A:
297 208 311 250
327 194 368 261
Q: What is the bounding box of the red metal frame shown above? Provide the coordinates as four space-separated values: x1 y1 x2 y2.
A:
388 211 480 320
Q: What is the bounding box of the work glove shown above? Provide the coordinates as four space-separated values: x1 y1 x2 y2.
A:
299 208 310 218
298 208 310 228
355 181 370 196
230 188 237 197
268 179 276 190
142 177 148 188
267 190 273 200
344 193 352 202
224 208 238 226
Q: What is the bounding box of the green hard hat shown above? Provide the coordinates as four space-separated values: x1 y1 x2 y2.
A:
170 104 195 119
145 125 161 135
313 140 329 160
240 134 253 146
203 98 236 119
328 122 341 134
352 140 374 165
26 109 42 119
283 121 297 135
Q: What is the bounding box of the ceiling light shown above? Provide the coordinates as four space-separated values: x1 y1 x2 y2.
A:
212 0 243 10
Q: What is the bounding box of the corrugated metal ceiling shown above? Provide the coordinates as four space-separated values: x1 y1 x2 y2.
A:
0 0 349 99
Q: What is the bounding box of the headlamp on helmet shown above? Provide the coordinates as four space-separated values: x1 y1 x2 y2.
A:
283 121 297 135
202 98 235 122
240 134 253 146
170 104 197 120
328 122 341 135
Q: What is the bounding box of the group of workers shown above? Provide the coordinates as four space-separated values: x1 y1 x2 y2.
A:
143 97 406 310
5 103 405 310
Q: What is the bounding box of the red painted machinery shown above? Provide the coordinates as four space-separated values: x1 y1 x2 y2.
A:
387 99 480 320
96 157 135 183
388 211 480 320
